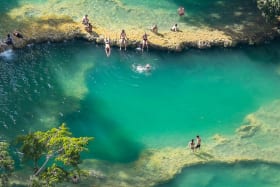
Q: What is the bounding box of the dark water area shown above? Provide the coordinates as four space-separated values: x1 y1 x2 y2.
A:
158 162 280 187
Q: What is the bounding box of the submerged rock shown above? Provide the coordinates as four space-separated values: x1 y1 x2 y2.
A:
76 99 280 187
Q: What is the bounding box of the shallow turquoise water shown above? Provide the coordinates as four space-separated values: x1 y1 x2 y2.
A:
1 40 280 153
1 41 280 186
1 1 280 186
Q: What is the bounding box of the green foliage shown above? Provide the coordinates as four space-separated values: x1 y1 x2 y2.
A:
257 0 280 20
16 123 93 186
40 164 68 186
0 141 14 186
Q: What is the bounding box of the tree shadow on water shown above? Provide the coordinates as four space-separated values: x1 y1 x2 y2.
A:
64 95 144 163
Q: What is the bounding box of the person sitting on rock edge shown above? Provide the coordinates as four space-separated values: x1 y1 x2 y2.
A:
151 24 158 33
13 31 23 39
85 23 93 33
171 24 178 32
5 34 13 45
82 14 89 25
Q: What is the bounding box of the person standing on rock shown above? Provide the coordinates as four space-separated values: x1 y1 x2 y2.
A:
104 37 111 57
119 29 127 51
142 32 148 52
188 139 195 152
195 135 201 150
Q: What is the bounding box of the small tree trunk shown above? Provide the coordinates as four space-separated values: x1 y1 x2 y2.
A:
34 155 51 176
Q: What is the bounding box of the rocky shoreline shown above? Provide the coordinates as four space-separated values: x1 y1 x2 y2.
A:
1 14 280 54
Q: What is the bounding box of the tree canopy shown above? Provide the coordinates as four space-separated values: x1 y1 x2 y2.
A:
258 0 280 20
16 123 93 186
0 141 14 186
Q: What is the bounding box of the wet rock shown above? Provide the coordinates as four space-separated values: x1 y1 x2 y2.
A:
236 124 259 138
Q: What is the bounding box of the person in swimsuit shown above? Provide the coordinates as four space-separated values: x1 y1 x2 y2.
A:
119 29 127 51
5 34 13 45
72 175 79 184
151 24 158 33
82 15 89 25
85 23 93 33
13 31 23 39
195 135 201 150
171 23 178 32
142 32 148 52
178 6 185 16
188 139 195 152
104 38 111 57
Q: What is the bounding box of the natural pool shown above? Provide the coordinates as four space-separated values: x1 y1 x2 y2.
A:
1 40 280 186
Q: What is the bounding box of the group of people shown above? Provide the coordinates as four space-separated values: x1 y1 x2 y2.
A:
150 23 179 33
102 29 127 57
188 135 201 152
3 31 24 46
81 6 185 56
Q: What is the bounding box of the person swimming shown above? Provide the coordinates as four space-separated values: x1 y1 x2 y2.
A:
135 64 151 73
104 38 111 57
120 29 127 51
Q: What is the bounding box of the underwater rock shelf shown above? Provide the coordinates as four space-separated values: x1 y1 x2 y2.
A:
74 100 280 187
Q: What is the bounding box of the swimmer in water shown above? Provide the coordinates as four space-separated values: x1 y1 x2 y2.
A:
135 64 151 73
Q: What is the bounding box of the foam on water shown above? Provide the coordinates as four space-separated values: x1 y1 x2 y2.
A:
0 49 15 60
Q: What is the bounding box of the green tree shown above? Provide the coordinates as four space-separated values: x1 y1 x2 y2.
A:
257 0 280 20
17 123 93 186
0 141 14 186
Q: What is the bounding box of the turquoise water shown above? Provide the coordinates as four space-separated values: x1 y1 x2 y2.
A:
1 41 280 186
1 0 280 186
1 41 280 159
